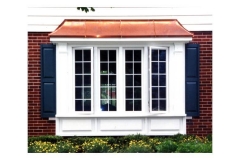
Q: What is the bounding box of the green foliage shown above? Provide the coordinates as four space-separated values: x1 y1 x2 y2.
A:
28 135 63 145
81 138 114 153
28 140 79 153
124 140 154 153
176 141 212 153
155 139 178 153
28 134 212 153
77 7 95 13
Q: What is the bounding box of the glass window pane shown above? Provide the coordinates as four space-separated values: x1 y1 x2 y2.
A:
125 50 133 61
84 88 91 99
109 50 116 61
75 63 82 74
126 63 133 74
152 49 158 61
152 100 158 111
126 100 133 111
134 88 141 98
84 63 91 73
109 75 116 86
159 62 166 73
75 50 82 61
159 75 166 86
152 62 158 73
109 100 116 111
134 63 141 74
101 100 108 111
126 88 133 98
109 87 116 99
84 75 91 86
109 63 116 74
126 75 133 86
152 75 158 86
100 50 108 61
84 50 91 61
83 100 91 111
75 75 82 86
152 87 158 98
100 63 108 74
101 75 108 86
134 50 141 61
160 100 166 111
75 100 83 111
159 87 166 98
101 87 108 99
75 88 82 99
159 50 166 61
134 100 141 111
134 75 141 86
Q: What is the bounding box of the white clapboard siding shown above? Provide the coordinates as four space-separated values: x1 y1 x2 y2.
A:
28 7 212 32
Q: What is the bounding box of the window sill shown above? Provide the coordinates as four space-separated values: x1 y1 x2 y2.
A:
55 113 187 118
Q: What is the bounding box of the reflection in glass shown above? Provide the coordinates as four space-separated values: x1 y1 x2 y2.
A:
100 63 108 74
109 63 116 74
84 88 91 99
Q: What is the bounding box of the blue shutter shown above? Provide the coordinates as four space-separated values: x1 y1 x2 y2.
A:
185 43 200 116
41 44 56 118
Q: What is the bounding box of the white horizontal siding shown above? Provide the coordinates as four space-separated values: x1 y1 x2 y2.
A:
28 7 213 32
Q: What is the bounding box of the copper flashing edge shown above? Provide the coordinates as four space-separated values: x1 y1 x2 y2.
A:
49 19 193 38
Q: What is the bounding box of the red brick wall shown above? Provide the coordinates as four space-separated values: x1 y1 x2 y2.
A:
28 31 212 137
28 33 55 136
187 31 212 136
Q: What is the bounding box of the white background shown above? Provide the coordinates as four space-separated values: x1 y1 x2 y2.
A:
0 0 238 159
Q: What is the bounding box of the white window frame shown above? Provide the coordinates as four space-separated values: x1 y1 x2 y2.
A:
72 47 94 114
149 46 169 113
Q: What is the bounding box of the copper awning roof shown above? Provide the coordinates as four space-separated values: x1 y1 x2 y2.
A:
49 19 193 38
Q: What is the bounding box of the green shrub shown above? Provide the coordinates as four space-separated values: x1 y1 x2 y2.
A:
124 140 154 153
28 135 63 145
81 138 114 153
176 142 212 153
28 140 79 153
155 139 178 153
